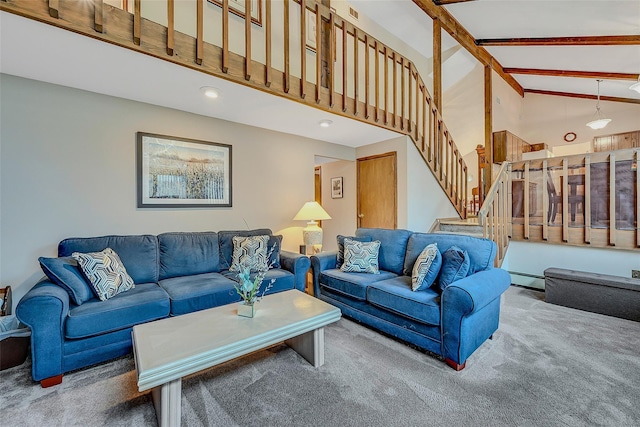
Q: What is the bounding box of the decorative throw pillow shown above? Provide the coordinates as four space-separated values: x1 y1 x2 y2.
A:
72 248 135 301
340 238 381 274
39 256 95 305
229 235 270 273
268 235 283 269
336 235 372 268
411 243 442 291
437 245 470 292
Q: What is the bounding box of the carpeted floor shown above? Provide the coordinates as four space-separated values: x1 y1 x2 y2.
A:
2 286 640 426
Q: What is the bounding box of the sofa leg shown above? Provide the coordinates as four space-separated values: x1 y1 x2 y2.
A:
445 358 466 371
489 334 494 340
41 374 63 388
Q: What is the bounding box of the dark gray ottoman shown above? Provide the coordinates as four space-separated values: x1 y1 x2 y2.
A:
544 268 640 322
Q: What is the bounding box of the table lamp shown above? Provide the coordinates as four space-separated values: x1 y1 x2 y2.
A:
293 201 331 253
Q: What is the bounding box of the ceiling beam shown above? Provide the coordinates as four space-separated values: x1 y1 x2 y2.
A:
434 0 476 5
477 35 640 46
504 68 639 81
524 89 640 105
411 0 524 96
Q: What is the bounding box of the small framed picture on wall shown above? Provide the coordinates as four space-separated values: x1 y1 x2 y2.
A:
331 177 343 199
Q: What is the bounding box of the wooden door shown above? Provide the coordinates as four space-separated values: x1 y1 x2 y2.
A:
357 152 397 229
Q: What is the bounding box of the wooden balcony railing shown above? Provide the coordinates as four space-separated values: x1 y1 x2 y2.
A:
1 0 468 217
509 148 639 251
477 162 510 266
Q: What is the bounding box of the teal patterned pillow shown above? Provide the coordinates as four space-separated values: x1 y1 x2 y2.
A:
336 235 372 269
340 238 381 274
229 235 270 273
411 243 442 291
72 248 135 301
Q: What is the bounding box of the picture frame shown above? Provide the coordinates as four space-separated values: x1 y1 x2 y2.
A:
137 132 232 208
306 8 317 52
208 0 262 27
331 176 343 199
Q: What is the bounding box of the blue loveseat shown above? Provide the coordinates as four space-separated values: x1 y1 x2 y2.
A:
310 228 511 370
16 229 310 387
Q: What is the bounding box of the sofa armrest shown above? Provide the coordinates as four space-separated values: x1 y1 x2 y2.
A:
310 251 338 296
441 268 511 366
279 250 311 292
16 279 70 382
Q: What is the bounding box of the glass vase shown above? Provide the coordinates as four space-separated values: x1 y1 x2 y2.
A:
237 301 255 318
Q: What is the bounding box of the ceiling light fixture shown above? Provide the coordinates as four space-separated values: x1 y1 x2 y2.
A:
630 76 640 94
200 86 220 99
586 79 611 130
318 119 333 128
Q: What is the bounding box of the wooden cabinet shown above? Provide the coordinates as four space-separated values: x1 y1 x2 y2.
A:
493 130 528 163
593 131 640 152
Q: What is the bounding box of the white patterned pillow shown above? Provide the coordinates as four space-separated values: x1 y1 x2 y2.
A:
72 248 135 301
229 235 270 273
340 238 381 274
411 243 442 291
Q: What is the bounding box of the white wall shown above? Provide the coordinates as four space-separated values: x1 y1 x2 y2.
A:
319 159 357 251
0 74 355 309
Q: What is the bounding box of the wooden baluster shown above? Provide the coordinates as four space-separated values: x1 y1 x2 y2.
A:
222 0 229 73
244 0 251 79
374 40 379 122
609 153 616 246
562 159 569 242
384 47 389 125
94 0 104 33
421 87 427 153
49 0 60 18
196 0 204 65
524 162 530 239
585 155 591 244
167 0 175 56
265 0 271 86
400 57 405 130
392 52 397 128
353 27 358 116
299 0 306 97
329 12 335 107
364 34 370 119
284 0 290 93
134 0 141 45
542 160 548 240
342 20 347 112
315 3 321 102
464 165 468 219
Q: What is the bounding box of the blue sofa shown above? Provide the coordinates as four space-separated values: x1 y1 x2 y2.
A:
310 228 511 370
16 229 310 387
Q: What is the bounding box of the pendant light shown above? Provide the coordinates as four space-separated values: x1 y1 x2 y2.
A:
586 79 611 130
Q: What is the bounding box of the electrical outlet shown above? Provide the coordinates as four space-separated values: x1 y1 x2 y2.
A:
633 270 640 279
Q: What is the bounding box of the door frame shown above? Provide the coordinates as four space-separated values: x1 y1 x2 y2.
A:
357 151 397 229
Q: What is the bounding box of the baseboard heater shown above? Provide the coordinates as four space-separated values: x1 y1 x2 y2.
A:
508 271 545 290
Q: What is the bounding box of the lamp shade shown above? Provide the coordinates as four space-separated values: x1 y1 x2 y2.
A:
293 201 331 221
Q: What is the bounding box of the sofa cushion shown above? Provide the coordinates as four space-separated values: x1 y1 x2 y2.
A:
229 235 270 273
72 248 135 301
268 235 283 269
158 231 220 280
65 283 170 339
340 238 381 274
336 235 372 268
367 276 441 326
355 228 412 275
411 243 442 291
403 233 495 276
438 245 470 292
59 235 159 284
320 269 397 301
39 256 94 305
218 229 273 270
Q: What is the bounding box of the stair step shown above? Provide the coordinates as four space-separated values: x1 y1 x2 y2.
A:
436 230 485 238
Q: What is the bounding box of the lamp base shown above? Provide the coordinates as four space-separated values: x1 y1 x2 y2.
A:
302 221 323 254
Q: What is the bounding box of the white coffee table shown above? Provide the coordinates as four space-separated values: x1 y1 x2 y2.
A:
132 289 341 427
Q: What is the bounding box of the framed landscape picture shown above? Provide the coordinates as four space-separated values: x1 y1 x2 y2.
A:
137 132 232 208
331 176 343 199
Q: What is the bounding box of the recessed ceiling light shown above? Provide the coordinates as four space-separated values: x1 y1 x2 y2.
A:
319 119 333 128
200 86 220 99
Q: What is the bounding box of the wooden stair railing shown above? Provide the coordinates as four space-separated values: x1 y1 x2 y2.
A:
1 0 468 217
477 162 511 267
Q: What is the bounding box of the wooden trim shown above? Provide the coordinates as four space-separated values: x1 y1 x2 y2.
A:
299 0 306 97
48 0 59 19
434 0 476 4
167 0 174 56
364 34 370 118
504 68 639 81
329 12 335 107
433 18 442 111
315 3 321 102
94 0 103 34
477 35 640 46
342 21 347 112
244 0 251 79
265 0 271 86
524 89 640 105
353 27 358 115
408 62 413 133
400 57 405 130
196 0 204 65
484 64 492 192
133 0 141 45
222 0 229 73
384 46 389 125
392 51 397 127
374 40 379 122
284 0 290 93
